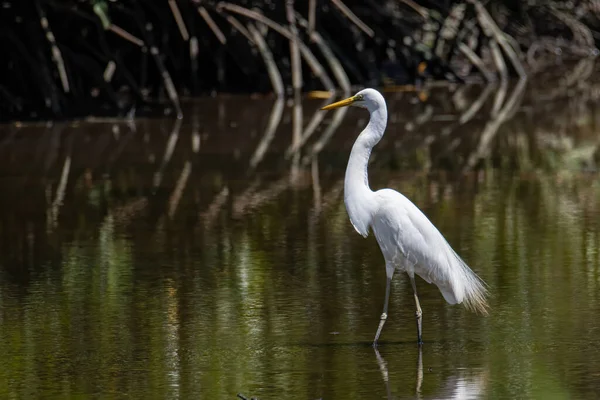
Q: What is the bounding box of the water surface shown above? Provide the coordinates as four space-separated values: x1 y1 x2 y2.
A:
1 79 600 399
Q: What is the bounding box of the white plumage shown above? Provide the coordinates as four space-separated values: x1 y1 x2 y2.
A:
321 88 489 346
371 189 488 312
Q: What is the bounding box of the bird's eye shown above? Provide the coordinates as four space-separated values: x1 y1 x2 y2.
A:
357 95 363 100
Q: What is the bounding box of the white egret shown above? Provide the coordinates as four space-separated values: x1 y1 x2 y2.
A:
321 88 489 346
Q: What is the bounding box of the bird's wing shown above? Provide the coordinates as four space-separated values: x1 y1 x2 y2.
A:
373 189 456 286
374 188 489 312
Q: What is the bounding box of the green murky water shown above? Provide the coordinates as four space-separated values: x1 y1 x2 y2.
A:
1 80 600 399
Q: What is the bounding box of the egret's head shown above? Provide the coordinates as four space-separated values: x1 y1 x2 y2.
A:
321 88 384 112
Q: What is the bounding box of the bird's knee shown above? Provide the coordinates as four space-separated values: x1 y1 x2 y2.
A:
415 310 422 319
380 312 388 321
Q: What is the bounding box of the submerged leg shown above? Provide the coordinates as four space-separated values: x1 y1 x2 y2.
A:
373 265 394 347
416 345 423 395
409 275 423 345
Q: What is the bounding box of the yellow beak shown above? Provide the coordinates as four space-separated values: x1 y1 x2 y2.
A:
321 95 357 110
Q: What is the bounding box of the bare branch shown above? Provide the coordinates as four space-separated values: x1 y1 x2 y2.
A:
217 2 335 91
169 0 190 41
199 6 226 45
247 23 284 97
330 0 375 37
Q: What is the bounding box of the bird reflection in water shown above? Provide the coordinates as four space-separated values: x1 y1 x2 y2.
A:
374 348 487 400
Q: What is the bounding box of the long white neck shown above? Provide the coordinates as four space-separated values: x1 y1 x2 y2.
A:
344 105 387 237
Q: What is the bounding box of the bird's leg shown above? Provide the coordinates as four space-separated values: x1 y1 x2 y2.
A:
410 275 423 345
373 266 394 347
